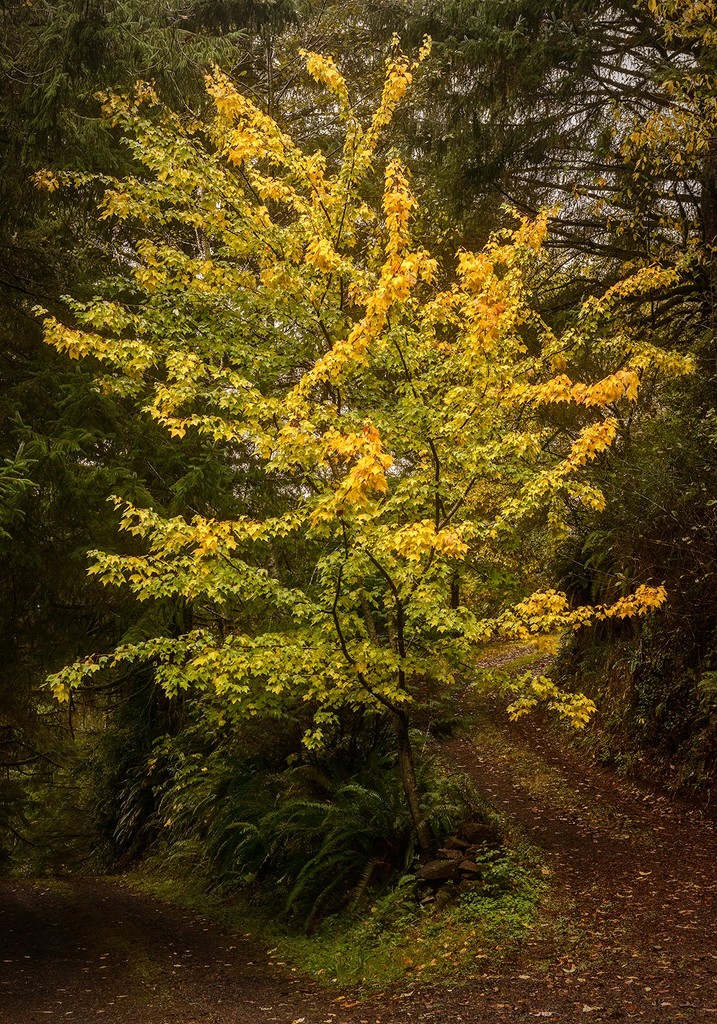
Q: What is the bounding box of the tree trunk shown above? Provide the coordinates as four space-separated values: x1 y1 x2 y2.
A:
701 133 717 360
392 709 433 861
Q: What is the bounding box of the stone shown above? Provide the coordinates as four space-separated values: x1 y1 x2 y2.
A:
458 859 482 875
415 859 462 882
459 821 500 845
434 884 459 908
457 878 479 893
436 847 464 860
442 836 471 851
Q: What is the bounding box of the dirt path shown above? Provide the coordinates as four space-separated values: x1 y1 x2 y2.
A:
0 877 330 1024
3 712 717 1024
364 707 717 1024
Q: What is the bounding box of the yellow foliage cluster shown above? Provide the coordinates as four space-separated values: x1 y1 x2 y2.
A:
506 676 596 729
517 369 640 408
40 41 680 738
302 51 350 111
388 521 469 562
563 420 618 470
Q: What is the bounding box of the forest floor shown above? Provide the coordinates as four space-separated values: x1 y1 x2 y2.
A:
3 696 717 1024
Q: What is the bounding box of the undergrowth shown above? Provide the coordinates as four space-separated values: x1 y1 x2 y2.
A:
153 725 473 923
128 833 545 992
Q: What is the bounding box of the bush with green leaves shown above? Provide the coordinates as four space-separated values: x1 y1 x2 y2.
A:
151 710 472 927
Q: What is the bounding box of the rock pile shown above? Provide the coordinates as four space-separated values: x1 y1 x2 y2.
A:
414 820 501 903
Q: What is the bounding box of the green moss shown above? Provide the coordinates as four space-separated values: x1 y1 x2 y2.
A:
285 865 544 991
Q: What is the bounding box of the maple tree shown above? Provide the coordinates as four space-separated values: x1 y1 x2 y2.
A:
38 43 684 856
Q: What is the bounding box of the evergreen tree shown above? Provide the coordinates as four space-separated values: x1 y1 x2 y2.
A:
0 0 266 861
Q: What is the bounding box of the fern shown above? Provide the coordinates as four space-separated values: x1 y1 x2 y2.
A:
153 719 473 927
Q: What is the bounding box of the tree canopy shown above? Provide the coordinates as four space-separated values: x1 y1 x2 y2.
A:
35 44 687 854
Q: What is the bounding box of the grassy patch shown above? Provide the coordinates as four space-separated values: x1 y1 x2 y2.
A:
285 864 544 990
127 841 545 994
